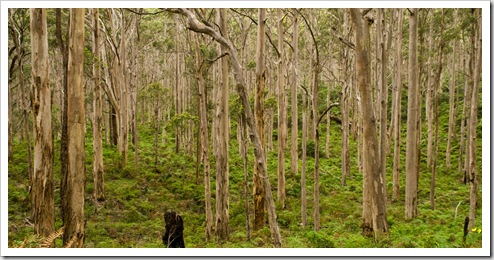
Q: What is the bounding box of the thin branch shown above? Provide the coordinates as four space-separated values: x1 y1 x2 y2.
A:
317 102 340 127
330 26 355 50
230 8 257 25
206 52 229 63
230 8 280 57
123 8 165 16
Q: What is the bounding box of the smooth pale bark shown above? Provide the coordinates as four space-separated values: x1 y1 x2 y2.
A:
341 9 350 186
64 8 86 248
446 40 457 169
405 8 420 219
378 9 392 202
174 14 181 154
30 8 54 241
468 9 481 229
163 8 282 248
425 11 435 168
131 11 141 175
253 8 266 232
276 9 287 209
290 10 299 178
116 9 129 165
214 8 230 241
92 8 105 202
301 85 308 228
194 34 213 242
392 9 403 202
350 8 388 240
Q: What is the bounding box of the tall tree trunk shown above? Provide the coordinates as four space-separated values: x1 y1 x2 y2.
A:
214 8 230 241
301 84 308 228
290 10 299 178
132 10 142 175
63 8 86 248
405 8 420 219
425 10 435 168
30 8 54 242
430 9 445 210
239 114 251 240
463 18 475 184
468 9 481 229
350 8 388 240
341 9 350 186
194 34 213 242
174 14 181 154
445 40 457 169
299 10 322 232
92 8 105 202
378 9 391 202
253 8 266 232
276 9 286 209
391 9 403 202
119 9 129 165
55 8 69 221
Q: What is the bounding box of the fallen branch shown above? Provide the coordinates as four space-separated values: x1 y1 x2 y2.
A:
454 201 462 220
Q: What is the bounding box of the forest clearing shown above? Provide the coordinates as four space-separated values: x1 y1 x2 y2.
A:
3 4 488 256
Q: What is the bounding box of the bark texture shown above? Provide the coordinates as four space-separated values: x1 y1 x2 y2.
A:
30 8 54 241
63 8 86 248
350 8 388 239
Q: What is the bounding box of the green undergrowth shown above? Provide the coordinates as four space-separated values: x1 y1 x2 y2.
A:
7 111 483 248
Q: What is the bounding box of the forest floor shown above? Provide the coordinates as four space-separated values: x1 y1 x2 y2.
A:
7 110 482 248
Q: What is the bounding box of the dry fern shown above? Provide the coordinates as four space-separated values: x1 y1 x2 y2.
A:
40 226 65 248
64 234 79 248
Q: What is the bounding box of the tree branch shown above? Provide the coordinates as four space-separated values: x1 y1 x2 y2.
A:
230 8 258 25
317 102 340 127
330 26 355 50
123 8 165 16
230 8 280 57
206 52 229 63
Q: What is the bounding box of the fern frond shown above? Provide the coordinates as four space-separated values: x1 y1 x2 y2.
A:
40 226 65 248
64 235 79 248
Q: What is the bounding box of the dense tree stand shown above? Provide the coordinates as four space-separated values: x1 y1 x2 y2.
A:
162 211 185 248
